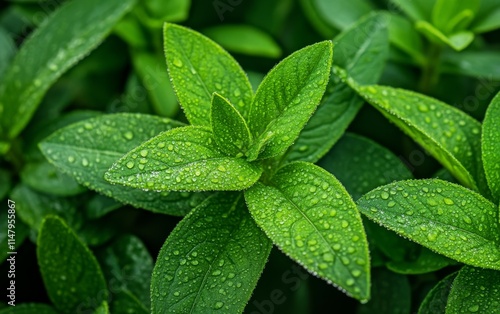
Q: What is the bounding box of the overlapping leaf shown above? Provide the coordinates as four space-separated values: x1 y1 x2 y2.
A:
418 273 457 314
151 192 271 314
164 23 253 125
40 113 207 216
286 13 389 163
37 216 108 313
482 91 500 203
0 0 136 139
105 126 262 191
246 41 333 160
357 179 500 270
245 162 370 301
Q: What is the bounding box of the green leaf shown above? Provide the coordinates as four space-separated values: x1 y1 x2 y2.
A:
415 21 474 51
0 0 136 139
418 273 457 314
203 24 282 58
106 126 262 191
144 0 190 23
299 0 338 38
245 162 370 301
310 0 374 30
318 133 413 201
471 6 500 33
211 93 252 157
95 301 110 314
387 13 426 65
431 0 480 34
247 41 333 160
0 169 12 200
357 268 411 314
85 194 122 219
286 14 388 163
11 184 82 234
98 235 152 311
39 113 207 216
164 23 253 125
132 51 179 118
357 179 500 270
20 161 86 196
446 267 500 313
390 0 435 21
0 304 59 314
442 51 500 80
482 91 500 203
37 216 108 313
151 192 272 313
0 27 16 77
352 84 486 193
387 247 454 274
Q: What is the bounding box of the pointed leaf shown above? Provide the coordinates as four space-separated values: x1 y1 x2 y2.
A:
39 113 207 216
446 266 500 313
95 302 110 314
164 23 253 126
357 179 500 270
151 192 272 314
98 235 152 311
0 0 136 139
431 0 480 34
247 41 333 160
482 91 500 203
418 273 457 314
37 216 108 313
352 84 487 193
105 126 262 191
211 93 252 157
286 13 389 163
245 162 370 301
415 21 474 51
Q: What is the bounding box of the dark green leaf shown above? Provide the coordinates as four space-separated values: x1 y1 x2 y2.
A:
309 0 374 30
352 84 486 193
20 161 86 196
0 0 136 139
105 126 262 191
446 267 500 313
211 93 252 157
390 0 434 21
357 268 411 314
0 27 16 77
85 194 122 220
164 23 253 125
40 113 207 216
387 247 453 274
247 41 333 160
245 162 370 301
98 235 152 311
203 24 282 58
442 51 500 80
151 192 272 313
0 304 58 314
286 13 389 163
37 216 108 313
357 179 500 270
144 0 190 23
482 91 500 203
0 169 12 200
387 13 425 65
418 273 457 314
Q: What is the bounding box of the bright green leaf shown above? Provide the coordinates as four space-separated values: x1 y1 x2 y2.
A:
0 0 136 139
318 133 413 201
390 0 435 21
105 126 262 191
37 216 108 313
203 24 282 58
471 6 500 33
482 91 500 203
431 0 480 34
20 161 86 196
0 304 58 314
311 0 374 30
39 113 207 216
357 179 500 270
299 0 338 38
446 267 500 313
211 93 252 157
132 51 179 118
357 268 411 314
418 273 457 314
415 21 474 51
95 301 110 314
352 84 487 194
286 13 388 163
245 162 370 301
387 13 426 65
98 235 152 311
151 192 272 314
247 41 333 160
113 14 148 49
144 0 190 23
164 23 253 125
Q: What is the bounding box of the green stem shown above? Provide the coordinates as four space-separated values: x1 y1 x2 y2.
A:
419 43 443 94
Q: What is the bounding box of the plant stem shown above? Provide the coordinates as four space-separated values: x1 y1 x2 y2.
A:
419 43 443 94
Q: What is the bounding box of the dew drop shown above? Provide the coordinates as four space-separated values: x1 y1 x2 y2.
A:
82 158 89 167
126 161 135 169
380 191 390 200
417 104 429 112
124 131 134 140
173 58 183 67
68 156 75 163
140 149 149 157
214 302 224 309
468 305 479 312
